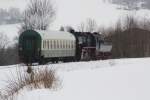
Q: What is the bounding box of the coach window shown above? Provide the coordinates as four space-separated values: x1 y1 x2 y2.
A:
65 41 66 49
49 40 51 49
71 41 73 48
56 40 58 48
54 40 56 49
57 40 59 48
70 41 72 49
45 40 46 49
64 40 66 48
66 40 67 49
64 40 65 48
51 40 53 49
67 40 68 49
47 40 49 49
61 40 63 48
44 41 45 49
66 40 68 49
68 41 70 49
62 40 64 48
55 40 57 49
43 40 44 49
43 40 45 49
47 40 48 49
44 40 46 49
63 40 64 48
59 40 60 48
53 40 54 49
56 40 58 49
59 40 61 48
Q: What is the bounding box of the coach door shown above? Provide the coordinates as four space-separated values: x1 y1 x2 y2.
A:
24 37 37 57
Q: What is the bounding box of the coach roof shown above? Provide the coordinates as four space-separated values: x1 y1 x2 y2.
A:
35 30 75 40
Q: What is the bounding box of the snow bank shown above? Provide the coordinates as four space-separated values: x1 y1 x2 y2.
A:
1 58 150 100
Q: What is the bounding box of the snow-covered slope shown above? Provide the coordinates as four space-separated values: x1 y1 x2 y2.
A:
1 58 150 100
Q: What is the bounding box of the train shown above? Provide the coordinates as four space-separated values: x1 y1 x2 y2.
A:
18 29 112 64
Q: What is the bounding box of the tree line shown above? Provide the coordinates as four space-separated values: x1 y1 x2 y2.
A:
0 8 22 25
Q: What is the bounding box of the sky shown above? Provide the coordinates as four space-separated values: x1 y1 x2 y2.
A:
53 0 124 30
0 0 149 30
0 0 27 10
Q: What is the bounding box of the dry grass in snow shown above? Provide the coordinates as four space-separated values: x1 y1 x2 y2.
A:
0 66 60 100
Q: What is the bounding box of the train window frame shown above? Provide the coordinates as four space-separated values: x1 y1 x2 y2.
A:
44 40 46 49
54 40 56 49
63 40 65 49
51 40 53 49
59 40 61 49
71 41 73 49
57 40 59 49
66 40 67 49
42 40 44 49
47 40 49 49
46 40 48 49
68 41 70 49
49 40 51 49
66 40 68 49
50 40 51 49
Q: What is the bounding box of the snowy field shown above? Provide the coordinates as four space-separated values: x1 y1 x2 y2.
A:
0 58 150 100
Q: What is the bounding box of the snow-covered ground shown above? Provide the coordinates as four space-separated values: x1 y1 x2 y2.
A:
0 58 150 100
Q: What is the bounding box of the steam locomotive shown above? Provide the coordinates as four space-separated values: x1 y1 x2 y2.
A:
18 30 112 64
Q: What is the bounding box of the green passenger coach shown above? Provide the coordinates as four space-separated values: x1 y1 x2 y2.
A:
19 30 42 63
19 30 76 64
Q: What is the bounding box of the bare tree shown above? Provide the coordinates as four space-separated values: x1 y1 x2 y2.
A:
0 32 9 65
124 15 139 30
0 8 22 25
77 22 86 32
78 18 98 32
86 18 98 32
0 32 9 50
22 0 56 31
8 7 22 24
104 15 150 58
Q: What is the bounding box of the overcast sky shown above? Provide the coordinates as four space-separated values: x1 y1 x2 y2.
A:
0 0 150 30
